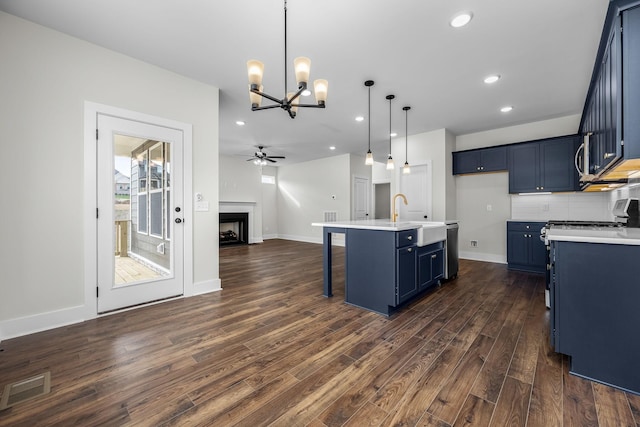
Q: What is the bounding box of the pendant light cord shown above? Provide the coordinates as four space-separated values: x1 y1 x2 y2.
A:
368 86 371 151
405 108 408 162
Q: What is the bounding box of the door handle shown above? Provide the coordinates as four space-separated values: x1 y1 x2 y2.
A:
175 218 183 224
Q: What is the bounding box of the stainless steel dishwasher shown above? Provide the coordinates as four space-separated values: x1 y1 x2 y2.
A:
444 221 459 280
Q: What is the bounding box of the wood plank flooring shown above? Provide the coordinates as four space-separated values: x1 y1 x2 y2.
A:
1 239 638 426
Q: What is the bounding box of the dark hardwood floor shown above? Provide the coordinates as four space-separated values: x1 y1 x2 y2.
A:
1 239 639 426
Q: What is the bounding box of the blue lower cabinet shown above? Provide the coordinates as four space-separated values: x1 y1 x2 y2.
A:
507 221 546 273
417 242 445 291
344 228 444 316
551 240 640 395
396 245 417 305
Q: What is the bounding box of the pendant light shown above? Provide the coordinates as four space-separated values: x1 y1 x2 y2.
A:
246 0 328 119
364 80 375 165
386 95 395 170
402 106 411 174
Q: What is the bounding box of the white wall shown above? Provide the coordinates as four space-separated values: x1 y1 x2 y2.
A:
454 115 580 263
219 155 264 242
277 154 351 243
391 128 457 221
0 12 219 337
261 166 279 239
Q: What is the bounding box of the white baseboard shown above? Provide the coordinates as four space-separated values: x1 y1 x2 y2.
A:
262 234 278 240
249 236 264 244
459 251 507 264
276 234 346 247
0 305 88 341
191 278 222 296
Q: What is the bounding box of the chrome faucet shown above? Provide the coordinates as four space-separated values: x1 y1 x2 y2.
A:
392 193 408 222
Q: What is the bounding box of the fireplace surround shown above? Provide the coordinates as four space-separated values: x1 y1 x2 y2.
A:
219 212 249 246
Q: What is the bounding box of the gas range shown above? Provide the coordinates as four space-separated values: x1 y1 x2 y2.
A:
546 220 624 230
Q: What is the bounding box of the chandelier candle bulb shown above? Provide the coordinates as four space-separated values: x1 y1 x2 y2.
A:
294 57 311 86
313 79 328 105
247 60 264 86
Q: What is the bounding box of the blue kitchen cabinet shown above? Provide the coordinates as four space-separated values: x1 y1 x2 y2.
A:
396 245 417 304
453 146 507 175
579 3 640 182
507 222 546 273
345 228 419 315
508 136 580 193
550 240 640 394
417 242 444 291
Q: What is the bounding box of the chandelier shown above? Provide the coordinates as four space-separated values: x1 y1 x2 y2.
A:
246 0 328 119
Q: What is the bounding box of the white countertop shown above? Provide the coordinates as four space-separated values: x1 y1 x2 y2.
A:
547 227 640 245
311 219 445 232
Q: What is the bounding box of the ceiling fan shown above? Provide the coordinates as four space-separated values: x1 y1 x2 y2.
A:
247 146 285 165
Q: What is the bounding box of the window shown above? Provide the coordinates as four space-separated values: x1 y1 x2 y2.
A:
135 142 171 240
261 175 275 184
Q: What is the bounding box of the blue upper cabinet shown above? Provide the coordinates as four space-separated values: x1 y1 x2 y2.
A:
579 3 640 183
452 146 507 175
508 135 580 193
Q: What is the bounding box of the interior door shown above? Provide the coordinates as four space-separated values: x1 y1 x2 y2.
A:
399 164 432 220
353 176 370 220
97 114 184 313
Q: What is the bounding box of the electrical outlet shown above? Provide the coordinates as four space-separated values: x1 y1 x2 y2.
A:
486 204 492 212
470 240 478 247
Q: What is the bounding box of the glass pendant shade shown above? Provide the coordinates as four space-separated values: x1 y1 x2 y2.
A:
365 150 373 166
314 79 328 104
247 60 264 86
287 92 299 115
386 155 395 170
403 162 411 174
249 84 263 107
294 57 311 85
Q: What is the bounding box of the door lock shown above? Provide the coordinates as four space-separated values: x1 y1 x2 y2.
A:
175 207 181 212
175 218 183 224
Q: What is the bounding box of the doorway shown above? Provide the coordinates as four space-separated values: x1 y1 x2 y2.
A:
374 183 391 219
96 114 185 313
399 163 432 220
353 176 371 220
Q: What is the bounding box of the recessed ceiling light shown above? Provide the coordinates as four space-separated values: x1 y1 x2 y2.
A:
500 106 513 113
390 132 398 137
450 12 473 28
235 120 246 126
329 146 336 150
484 74 501 84
355 116 364 122
301 89 311 97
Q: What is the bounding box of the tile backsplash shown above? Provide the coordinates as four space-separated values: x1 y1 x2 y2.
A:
511 192 612 221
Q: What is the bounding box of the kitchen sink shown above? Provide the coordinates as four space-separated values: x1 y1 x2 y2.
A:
408 221 447 247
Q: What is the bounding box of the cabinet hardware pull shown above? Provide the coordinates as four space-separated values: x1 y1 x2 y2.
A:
407 235 412 240
407 248 412 253
604 152 615 159
431 254 437 259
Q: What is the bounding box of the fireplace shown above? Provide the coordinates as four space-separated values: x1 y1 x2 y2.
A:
219 212 249 246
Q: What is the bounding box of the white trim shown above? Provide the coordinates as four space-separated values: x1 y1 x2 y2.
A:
0 305 87 341
192 279 222 296
277 234 346 247
459 251 507 264
84 101 194 317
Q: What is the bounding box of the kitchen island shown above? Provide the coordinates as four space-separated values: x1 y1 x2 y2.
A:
312 220 446 316
548 226 640 395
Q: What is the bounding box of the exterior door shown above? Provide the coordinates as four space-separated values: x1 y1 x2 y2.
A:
353 176 370 220
399 164 432 220
97 114 184 313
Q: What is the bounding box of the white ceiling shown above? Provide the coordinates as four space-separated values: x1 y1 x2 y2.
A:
0 0 610 165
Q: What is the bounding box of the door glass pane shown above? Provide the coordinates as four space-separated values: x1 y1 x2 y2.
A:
113 135 172 286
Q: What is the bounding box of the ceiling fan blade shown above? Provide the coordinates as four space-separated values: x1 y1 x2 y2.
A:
267 156 286 159
265 158 277 163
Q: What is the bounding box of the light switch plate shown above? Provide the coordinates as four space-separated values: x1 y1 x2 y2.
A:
195 201 209 212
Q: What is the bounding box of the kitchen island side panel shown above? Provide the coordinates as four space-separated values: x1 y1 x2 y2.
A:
554 241 640 394
345 229 397 315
